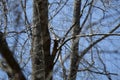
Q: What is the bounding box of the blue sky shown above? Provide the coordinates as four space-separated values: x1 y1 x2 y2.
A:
0 0 120 80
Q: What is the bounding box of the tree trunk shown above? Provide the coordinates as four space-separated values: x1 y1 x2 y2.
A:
31 0 52 80
68 0 81 80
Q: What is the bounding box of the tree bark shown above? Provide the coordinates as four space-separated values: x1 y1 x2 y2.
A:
31 0 52 80
68 0 81 80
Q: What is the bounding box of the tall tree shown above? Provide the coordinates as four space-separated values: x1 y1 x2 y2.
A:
31 0 55 80
31 0 47 80
68 0 81 80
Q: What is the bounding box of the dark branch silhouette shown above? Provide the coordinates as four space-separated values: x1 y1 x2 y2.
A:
0 32 26 80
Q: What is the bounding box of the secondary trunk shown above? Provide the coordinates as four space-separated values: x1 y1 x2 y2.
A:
68 0 81 80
